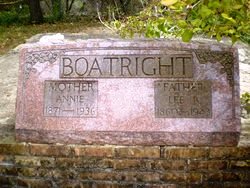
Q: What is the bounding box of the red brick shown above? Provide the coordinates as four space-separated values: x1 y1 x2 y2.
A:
56 157 113 169
0 175 16 186
51 169 77 179
0 155 14 165
15 156 41 167
151 160 186 170
94 171 117 181
136 172 161 182
207 160 228 170
163 147 208 159
30 144 73 157
204 172 222 181
15 156 55 167
17 167 38 177
0 144 29 155
186 172 202 184
55 180 90 188
115 146 160 158
79 182 93 188
230 160 250 170
243 171 250 182
93 182 133 188
119 171 137 182
188 160 208 171
113 159 148 170
189 160 228 171
78 170 90 180
56 157 82 168
161 172 186 183
222 172 243 181
200 182 223 188
209 147 250 159
37 168 53 178
18 167 55 179
79 171 117 181
141 184 177 188
73 145 114 157
98 158 114 169
0 166 18 176
17 178 52 188
223 182 249 188
118 172 161 183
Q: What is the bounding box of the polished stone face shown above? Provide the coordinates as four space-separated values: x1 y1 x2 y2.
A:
15 39 240 146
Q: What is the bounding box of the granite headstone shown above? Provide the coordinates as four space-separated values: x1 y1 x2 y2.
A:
15 39 240 145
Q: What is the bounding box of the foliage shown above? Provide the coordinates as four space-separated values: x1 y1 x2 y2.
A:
241 92 250 104
0 5 29 25
241 92 250 114
112 0 250 44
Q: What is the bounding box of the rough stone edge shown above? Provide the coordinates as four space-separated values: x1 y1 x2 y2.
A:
16 129 240 146
18 38 237 51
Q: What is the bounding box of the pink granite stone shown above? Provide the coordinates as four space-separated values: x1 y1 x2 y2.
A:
15 39 240 146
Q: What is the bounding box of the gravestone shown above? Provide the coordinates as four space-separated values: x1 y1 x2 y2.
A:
15 39 240 146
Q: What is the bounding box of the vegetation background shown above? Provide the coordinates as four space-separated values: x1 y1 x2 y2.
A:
114 0 250 44
0 0 249 54
0 0 249 108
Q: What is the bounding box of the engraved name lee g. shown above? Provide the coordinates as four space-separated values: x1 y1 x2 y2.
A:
155 81 212 118
60 54 193 78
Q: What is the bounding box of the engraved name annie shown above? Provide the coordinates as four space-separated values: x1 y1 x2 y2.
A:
44 81 98 117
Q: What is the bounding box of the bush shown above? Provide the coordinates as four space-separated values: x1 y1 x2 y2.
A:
0 5 29 25
112 0 250 44
241 92 250 114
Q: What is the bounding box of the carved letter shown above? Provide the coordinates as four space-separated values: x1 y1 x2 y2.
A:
159 57 174 75
62 57 73 76
75 57 88 76
104 57 118 76
88 58 102 76
142 57 156 76
176 57 191 75
121 57 132 76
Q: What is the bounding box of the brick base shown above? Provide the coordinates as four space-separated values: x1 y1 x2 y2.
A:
0 143 249 187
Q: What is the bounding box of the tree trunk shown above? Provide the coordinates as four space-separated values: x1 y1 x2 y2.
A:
66 0 75 14
28 0 43 24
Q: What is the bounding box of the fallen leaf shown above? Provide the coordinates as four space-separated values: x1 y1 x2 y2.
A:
160 0 178 6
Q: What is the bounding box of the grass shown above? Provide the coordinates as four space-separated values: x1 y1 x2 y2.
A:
0 17 102 55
